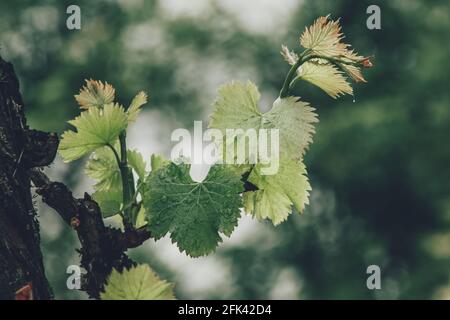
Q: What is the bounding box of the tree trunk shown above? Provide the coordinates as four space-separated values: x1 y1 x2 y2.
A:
0 55 152 299
0 55 56 299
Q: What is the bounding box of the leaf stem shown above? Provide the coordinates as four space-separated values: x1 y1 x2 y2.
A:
304 54 363 67
279 49 309 98
106 143 121 167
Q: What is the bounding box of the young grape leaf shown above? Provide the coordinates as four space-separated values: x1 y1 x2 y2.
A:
101 264 175 300
243 159 311 225
142 161 244 257
296 60 353 98
85 146 122 192
127 149 147 181
135 206 148 228
209 81 318 160
280 44 299 65
337 62 367 83
127 91 148 123
85 147 146 217
300 15 349 58
92 189 122 217
86 146 146 190
59 103 128 162
75 79 115 109
85 146 122 216
299 15 369 81
150 154 169 172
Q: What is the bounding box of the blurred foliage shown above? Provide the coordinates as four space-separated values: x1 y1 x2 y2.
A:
1 0 449 299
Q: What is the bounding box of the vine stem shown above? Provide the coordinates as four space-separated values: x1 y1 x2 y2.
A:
118 132 136 230
106 142 129 227
107 133 136 230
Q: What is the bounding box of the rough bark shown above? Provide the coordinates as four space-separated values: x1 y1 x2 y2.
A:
0 55 151 299
30 169 150 298
0 56 55 299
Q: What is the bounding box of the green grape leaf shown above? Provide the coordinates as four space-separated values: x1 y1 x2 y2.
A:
59 103 128 162
128 149 147 181
127 91 148 123
101 264 175 300
209 81 261 131
92 189 122 217
75 79 115 109
209 81 318 160
264 97 318 159
142 161 244 257
243 159 311 225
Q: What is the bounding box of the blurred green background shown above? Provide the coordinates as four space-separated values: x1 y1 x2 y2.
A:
1 0 449 299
